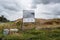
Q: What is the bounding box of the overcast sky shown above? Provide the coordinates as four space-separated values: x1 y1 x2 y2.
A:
0 0 60 21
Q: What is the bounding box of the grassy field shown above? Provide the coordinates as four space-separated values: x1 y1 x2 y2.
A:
3 28 60 40
0 21 60 40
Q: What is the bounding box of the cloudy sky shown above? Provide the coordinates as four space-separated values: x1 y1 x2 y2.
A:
0 0 60 21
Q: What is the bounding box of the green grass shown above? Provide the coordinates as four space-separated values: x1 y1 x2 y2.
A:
0 22 60 40
2 28 60 40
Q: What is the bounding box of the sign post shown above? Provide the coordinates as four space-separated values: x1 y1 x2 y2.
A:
22 9 35 30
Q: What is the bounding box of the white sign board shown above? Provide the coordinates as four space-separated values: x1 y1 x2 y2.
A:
23 10 35 22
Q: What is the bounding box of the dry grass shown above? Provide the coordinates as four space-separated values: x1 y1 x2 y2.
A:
0 19 60 30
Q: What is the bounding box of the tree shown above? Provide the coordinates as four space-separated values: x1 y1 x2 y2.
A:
0 15 9 22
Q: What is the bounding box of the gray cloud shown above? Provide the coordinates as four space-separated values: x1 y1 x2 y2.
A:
0 0 22 21
0 0 60 21
33 0 60 4
35 3 60 19
33 0 60 8
0 0 20 11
